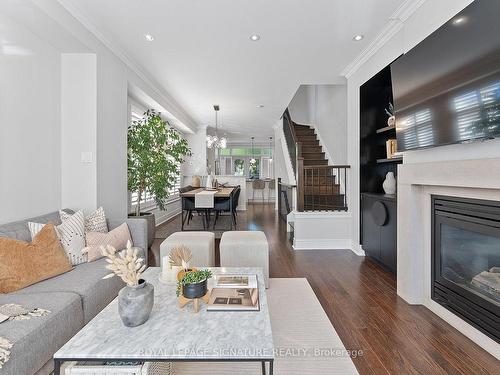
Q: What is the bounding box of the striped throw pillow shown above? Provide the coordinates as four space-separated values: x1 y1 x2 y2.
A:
60 207 108 233
28 210 87 265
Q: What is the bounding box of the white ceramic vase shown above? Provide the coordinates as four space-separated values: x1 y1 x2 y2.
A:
383 172 397 195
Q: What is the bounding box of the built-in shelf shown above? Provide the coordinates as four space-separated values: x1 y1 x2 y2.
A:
376 125 396 134
376 156 403 164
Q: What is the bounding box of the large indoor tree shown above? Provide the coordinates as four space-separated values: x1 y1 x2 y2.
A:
128 109 191 216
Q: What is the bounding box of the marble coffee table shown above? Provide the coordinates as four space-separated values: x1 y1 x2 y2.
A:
54 267 274 374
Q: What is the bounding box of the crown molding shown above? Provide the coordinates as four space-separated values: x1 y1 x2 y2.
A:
341 0 427 78
56 0 198 132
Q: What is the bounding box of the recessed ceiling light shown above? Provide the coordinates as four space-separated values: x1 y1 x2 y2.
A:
353 34 364 41
145 34 154 42
452 16 467 25
257 104 264 108
250 34 261 41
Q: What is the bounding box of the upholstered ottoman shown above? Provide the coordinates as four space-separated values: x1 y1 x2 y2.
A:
220 231 269 288
160 232 215 268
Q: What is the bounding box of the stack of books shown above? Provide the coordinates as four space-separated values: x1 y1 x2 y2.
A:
207 275 260 311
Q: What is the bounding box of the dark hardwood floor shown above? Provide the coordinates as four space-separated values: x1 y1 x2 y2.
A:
151 203 499 375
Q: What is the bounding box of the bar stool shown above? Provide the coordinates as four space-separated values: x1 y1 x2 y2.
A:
267 179 275 203
252 179 265 203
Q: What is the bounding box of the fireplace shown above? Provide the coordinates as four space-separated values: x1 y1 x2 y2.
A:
432 195 500 342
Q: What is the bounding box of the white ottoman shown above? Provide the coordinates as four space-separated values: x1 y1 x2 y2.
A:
160 232 215 268
220 231 269 288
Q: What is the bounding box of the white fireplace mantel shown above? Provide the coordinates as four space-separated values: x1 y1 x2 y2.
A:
397 157 500 358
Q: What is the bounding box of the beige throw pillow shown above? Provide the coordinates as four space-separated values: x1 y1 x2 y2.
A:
0 224 73 293
83 223 132 262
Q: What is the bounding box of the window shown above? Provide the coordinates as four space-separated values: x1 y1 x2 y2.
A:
129 102 181 210
249 159 260 179
233 159 245 176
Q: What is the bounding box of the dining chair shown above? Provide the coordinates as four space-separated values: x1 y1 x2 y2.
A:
252 179 265 202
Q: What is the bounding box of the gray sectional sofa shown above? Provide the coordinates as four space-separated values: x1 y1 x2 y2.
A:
0 210 148 375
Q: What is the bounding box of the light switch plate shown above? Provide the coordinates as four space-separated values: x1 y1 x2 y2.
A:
81 151 93 163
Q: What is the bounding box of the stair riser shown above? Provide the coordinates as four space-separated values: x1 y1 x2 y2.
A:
295 129 315 136
302 152 325 160
297 135 318 143
302 146 322 153
303 160 328 166
305 176 336 185
304 186 340 195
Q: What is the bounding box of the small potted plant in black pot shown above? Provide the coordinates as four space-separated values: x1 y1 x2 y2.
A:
176 269 213 299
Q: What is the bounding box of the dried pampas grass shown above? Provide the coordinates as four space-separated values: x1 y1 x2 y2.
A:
168 245 192 270
101 241 146 286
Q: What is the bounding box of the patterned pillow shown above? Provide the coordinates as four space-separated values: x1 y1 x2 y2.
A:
28 210 87 265
82 223 132 262
60 207 108 233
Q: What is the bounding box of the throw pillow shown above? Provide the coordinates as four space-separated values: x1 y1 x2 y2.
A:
0 223 73 293
82 223 133 262
60 207 108 233
28 210 87 265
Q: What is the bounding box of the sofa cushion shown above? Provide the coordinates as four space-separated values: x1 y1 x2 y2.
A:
0 211 64 242
0 292 83 375
15 259 124 323
0 224 73 293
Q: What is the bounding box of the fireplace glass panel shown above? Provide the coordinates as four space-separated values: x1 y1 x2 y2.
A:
441 224 500 305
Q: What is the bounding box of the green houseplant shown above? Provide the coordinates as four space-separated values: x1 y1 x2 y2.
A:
176 269 213 298
128 109 191 245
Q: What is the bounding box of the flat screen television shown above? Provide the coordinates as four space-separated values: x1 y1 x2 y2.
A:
391 0 500 151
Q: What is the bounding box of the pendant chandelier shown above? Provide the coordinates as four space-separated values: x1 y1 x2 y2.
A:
250 136 256 164
269 136 273 162
206 105 227 149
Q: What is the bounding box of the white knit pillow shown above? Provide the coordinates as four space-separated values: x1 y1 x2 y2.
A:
60 207 108 233
28 210 87 265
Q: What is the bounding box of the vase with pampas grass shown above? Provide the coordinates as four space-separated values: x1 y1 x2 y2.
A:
102 241 153 327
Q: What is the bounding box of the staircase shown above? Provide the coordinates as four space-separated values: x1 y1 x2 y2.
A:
282 109 349 212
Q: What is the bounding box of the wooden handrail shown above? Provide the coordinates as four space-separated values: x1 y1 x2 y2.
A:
303 165 351 169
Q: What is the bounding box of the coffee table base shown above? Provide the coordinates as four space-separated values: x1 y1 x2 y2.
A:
54 358 273 375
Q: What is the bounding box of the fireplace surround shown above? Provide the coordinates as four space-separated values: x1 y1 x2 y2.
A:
431 195 500 343
398 157 500 358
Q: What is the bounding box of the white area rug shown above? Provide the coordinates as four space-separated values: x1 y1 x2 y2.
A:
173 278 359 374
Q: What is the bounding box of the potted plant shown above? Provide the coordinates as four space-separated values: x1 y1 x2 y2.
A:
102 242 153 327
176 269 213 299
128 109 191 246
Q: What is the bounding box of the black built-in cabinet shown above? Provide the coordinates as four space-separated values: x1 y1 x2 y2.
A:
359 64 399 274
361 193 397 273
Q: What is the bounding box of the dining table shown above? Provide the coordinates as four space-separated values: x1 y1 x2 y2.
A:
180 187 235 231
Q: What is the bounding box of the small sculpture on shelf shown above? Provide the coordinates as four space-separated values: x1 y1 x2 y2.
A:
383 172 397 195
385 102 395 127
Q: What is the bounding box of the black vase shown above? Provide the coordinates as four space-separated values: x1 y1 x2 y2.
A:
182 279 207 299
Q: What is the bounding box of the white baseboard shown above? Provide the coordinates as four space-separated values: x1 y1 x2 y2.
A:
293 238 351 250
350 242 366 256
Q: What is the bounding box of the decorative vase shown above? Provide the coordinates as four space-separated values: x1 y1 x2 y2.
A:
191 175 201 188
382 172 397 195
387 116 396 127
205 174 213 188
118 279 154 327
182 279 208 299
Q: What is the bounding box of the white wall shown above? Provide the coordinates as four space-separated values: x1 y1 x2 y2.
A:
0 0 198 223
61 53 97 213
346 0 475 251
182 126 207 177
288 84 348 165
311 85 347 164
0 14 61 223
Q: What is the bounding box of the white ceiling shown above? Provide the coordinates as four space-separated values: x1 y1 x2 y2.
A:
61 0 405 136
